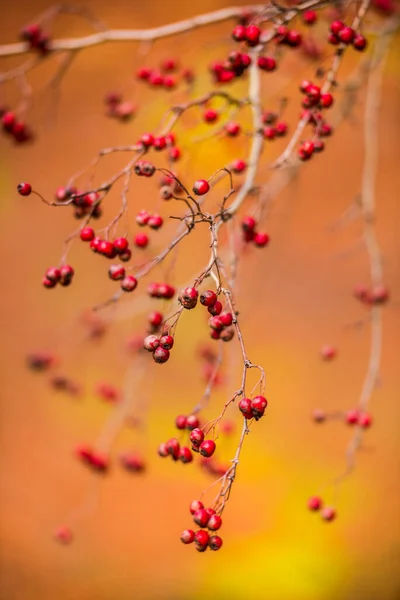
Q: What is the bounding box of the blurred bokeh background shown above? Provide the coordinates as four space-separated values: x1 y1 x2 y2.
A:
0 1 399 599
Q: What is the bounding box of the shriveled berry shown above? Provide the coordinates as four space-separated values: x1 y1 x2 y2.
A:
251 395 268 419
239 397 253 419
179 286 199 310
221 327 234 342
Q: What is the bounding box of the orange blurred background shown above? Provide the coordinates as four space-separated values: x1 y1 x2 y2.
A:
0 2 399 599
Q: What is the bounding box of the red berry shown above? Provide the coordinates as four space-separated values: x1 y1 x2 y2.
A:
263 126 276 140
353 34 367 51
193 179 210 196
134 233 149 248
338 26 355 44
189 500 204 514
80 227 95 241
328 33 340 45
245 25 261 47
346 409 359 425
303 10 317 25
136 210 150 226
225 122 241 136
121 275 138 292
208 301 222 316
232 24 246 42
242 216 256 232
114 237 129 253
320 345 336 360
330 20 344 35
308 496 323 511
193 509 210 528
54 525 73 545
358 412 372 428
257 56 276 72
254 232 270 247
119 248 132 262
204 109 218 123
208 535 223 550
160 335 174 350
239 397 253 419
140 133 154 147
153 347 170 363
108 264 125 281
179 447 193 463
148 311 163 328
251 395 268 419
143 335 160 352
320 93 334 108
186 415 200 430
275 122 288 136
207 514 222 530
200 290 217 307
232 159 247 173
158 442 169 457
298 140 314 160
321 507 336 522
190 428 204 447
175 415 187 430
180 529 195 544
179 286 199 310
59 265 74 286
169 146 181 161
17 182 32 196
221 327 234 342
199 439 216 458
286 30 302 47
45 267 61 283
195 530 209 547
219 312 233 327
99 240 116 258
165 437 180 459
2 111 16 131
209 316 223 331
148 214 163 230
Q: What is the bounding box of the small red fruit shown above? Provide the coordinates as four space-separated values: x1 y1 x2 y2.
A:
193 179 210 196
199 439 216 458
121 275 138 292
17 182 32 196
180 529 195 544
308 496 323 511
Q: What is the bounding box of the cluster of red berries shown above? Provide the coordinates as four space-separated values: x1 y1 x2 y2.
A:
241 215 270 247
239 395 268 420
307 496 336 522
354 283 389 305
2 111 33 144
312 408 372 428
144 333 174 363
189 428 216 458
82 231 131 261
119 452 146 473
54 186 102 220
136 209 163 229
76 445 109 473
137 58 194 89
147 281 176 300
21 23 50 54
181 500 223 552
42 265 74 289
328 21 367 50
158 437 193 463
104 92 136 121
300 80 334 111
198 290 235 342
261 110 288 140
108 264 138 292
210 51 252 84
159 170 183 200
